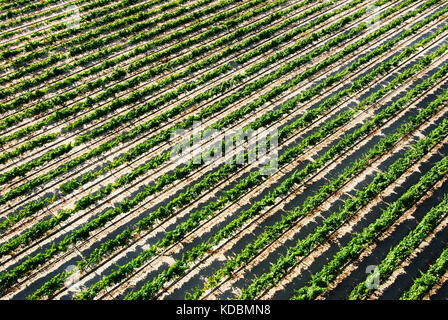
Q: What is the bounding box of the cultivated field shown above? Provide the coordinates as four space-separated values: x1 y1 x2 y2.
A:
0 0 448 300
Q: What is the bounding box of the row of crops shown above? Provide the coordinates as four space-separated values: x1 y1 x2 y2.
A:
0 0 447 300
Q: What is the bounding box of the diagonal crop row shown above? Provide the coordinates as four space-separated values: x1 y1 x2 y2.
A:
122 53 448 301
0 10 375 256
0 0 426 195
400 240 448 299
0 0 188 61
1 0 232 75
0 0 172 48
0 0 96 32
290 150 448 300
2 0 438 226
0 0 440 296
0 0 343 139
0 0 356 181
0 0 439 250
68 35 448 301
349 194 448 299
0 0 414 239
0 0 249 87
2 3 434 295
0 2 374 202
0 0 275 103
187 83 448 300
239 110 448 300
